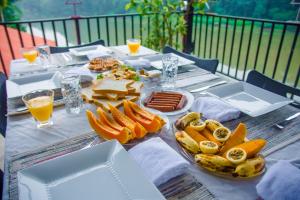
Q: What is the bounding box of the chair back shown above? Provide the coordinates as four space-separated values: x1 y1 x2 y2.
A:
50 39 105 54
163 46 219 74
0 72 7 137
246 70 300 101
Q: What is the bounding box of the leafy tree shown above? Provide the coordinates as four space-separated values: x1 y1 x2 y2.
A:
0 0 22 22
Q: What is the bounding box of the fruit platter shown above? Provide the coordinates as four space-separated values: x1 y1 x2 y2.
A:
174 112 267 178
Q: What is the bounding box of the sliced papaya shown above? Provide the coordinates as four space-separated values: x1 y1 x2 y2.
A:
219 123 247 155
184 126 207 143
97 107 124 131
124 100 162 132
225 139 266 158
108 104 147 139
200 128 222 146
86 110 130 144
127 100 166 126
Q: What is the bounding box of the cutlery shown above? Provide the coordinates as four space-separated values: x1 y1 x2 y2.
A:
190 80 227 93
274 112 300 129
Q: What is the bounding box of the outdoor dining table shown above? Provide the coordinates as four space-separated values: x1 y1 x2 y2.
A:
3 46 300 200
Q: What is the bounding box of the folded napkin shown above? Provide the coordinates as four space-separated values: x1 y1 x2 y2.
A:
65 67 93 77
124 58 151 69
256 160 300 200
191 96 240 122
128 137 189 186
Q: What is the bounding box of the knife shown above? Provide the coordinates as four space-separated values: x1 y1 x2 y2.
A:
190 80 227 93
275 112 300 129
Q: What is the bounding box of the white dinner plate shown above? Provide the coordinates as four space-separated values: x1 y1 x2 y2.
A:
18 140 166 200
69 45 112 57
7 71 62 99
207 82 293 117
141 89 194 116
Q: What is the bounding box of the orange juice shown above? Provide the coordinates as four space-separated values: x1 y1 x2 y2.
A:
27 96 53 122
127 39 141 55
22 50 38 63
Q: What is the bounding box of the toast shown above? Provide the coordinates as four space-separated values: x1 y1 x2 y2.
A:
128 82 144 96
93 96 139 112
93 78 134 94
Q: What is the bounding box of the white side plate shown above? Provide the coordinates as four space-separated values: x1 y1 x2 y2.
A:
112 45 158 57
18 140 166 200
144 53 195 69
141 89 194 116
207 82 293 117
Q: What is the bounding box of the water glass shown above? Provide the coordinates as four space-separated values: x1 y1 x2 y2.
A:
36 45 51 68
61 73 83 114
22 89 54 128
162 54 179 89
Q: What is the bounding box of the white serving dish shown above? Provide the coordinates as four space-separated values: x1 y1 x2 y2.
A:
207 82 293 117
18 140 166 200
7 71 62 99
144 53 195 69
69 45 112 57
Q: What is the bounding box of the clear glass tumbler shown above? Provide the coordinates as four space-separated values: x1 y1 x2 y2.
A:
22 89 54 128
162 54 179 90
61 73 83 114
36 45 51 68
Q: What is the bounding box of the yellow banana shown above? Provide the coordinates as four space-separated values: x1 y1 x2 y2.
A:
175 131 200 154
234 156 265 177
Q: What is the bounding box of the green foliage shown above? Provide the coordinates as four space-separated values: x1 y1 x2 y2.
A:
210 0 298 21
125 0 207 50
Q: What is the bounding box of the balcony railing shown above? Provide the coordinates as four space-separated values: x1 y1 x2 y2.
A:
0 12 299 89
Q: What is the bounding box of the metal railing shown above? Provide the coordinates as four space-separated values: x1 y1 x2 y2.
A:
0 12 299 89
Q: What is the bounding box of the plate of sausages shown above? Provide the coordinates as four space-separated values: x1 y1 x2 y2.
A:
141 90 194 116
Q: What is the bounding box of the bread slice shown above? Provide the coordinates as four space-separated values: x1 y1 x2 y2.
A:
93 78 134 94
128 81 144 96
103 93 126 101
93 96 139 112
81 85 94 103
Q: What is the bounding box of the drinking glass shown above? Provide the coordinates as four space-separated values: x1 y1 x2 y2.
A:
61 73 83 114
22 89 54 128
127 39 141 55
21 47 38 65
36 45 51 68
162 54 179 89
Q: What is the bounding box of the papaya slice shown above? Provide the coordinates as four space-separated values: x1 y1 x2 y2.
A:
97 107 124 131
225 139 266 158
108 104 147 139
199 128 222 146
184 126 207 143
86 110 130 144
219 123 247 155
124 100 162 133
127 100 166 126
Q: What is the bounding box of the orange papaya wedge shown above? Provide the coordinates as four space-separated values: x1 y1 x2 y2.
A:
108 104 147 139
184 126 208 143
224 139 266 158
127 100 166 126
97 107 124 131
86 110 131 144
219 123 247 155
124 100 162 132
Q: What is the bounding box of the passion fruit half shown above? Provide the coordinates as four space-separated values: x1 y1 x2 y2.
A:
213 127 231 142
226 147 247 164
199 141 219 154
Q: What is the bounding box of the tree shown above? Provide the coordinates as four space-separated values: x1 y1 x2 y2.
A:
0 0 22 22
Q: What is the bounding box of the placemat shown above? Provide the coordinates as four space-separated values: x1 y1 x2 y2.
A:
7 132 216 200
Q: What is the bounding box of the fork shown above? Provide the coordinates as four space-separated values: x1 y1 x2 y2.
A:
274 112 300 129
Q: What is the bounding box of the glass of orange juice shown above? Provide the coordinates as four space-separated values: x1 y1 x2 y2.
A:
21 47 38 65
127 38 141 55
22 89 54 128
